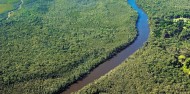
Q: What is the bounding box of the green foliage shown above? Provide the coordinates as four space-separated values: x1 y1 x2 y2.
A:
0 4 13 13
0 0 20 3
0 0 20 20
0 0 137 93
178 55 186 63
77 0 190 94
181 57 190 74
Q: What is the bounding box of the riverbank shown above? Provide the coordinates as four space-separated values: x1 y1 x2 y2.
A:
77 0 190 93
58 34 139 94
0 0 138 93
60 0 149 93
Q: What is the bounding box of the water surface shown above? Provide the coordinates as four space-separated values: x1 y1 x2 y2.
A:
61 0 150 93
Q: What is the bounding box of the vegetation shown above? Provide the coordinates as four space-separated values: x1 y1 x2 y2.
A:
0 0 20 20
77 0 190 94
0 4 13 14
0 0 137 93
178 55 190 75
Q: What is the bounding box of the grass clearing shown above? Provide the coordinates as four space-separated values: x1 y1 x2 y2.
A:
0 0 20 4
0 4 13 14
0 0 20 20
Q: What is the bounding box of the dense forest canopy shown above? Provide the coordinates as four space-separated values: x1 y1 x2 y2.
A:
0 0 137 93
77 0 190 93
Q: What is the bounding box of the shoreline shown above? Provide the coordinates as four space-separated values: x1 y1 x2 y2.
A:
59 0 150 93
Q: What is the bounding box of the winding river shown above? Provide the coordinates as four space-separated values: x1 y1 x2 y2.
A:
61 0 150 93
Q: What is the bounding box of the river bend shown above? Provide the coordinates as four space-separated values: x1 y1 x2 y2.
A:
61 0 150 93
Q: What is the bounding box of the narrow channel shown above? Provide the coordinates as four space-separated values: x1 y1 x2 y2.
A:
61 0 150 93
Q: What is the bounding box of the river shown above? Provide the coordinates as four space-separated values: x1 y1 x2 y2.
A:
61 0 150 93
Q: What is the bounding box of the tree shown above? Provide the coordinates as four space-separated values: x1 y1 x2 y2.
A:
178 55 186 64
185 58 190 68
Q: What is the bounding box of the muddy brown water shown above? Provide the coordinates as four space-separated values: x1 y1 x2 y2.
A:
61 0 150 93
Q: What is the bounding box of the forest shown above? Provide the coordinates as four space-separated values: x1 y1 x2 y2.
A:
77 0 190 93
0 0 137 93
